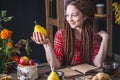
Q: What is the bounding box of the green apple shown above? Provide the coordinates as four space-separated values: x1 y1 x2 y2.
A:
19 56 29 65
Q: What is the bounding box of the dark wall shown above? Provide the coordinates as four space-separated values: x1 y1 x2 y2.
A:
0 0 47 63
113 24 120 55
112 25 120 55
112 0 120 55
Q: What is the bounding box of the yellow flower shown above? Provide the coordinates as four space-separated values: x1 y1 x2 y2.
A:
0 29 12 39
7 42 13 48
112 2 120 24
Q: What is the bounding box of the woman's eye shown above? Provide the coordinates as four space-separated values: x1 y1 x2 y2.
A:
65 14 77 18
65 15 69 19
72 14 78 17
65 15 68 17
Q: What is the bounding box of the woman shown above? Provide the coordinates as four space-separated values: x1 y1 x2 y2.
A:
31 0 109 68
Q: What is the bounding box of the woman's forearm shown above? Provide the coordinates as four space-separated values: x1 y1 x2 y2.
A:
31 32 60 68
93 35 109 67
43 43 61 69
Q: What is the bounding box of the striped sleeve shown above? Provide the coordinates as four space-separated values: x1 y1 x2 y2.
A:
54 29 64 64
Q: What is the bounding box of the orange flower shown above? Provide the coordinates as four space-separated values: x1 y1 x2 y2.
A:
12 56 20 64
7 42 13 48
0 29 12 39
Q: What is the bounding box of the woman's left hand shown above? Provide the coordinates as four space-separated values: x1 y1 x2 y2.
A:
97 31 109 40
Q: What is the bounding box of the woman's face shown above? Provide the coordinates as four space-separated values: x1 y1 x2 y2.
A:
65 5 85 29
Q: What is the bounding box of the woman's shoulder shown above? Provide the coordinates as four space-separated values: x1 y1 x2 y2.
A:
54 29 64 42
55 29 64 35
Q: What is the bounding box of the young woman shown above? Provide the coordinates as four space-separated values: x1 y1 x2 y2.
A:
31 0 109 68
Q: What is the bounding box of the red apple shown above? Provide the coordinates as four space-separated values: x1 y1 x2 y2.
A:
29 59 34 65
19 56 29 65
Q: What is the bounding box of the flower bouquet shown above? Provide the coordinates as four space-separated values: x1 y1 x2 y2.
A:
0 10 32 73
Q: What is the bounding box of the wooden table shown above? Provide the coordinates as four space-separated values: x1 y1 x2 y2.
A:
9 63 120 80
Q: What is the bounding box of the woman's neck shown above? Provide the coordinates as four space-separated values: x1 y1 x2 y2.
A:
75 28 82 40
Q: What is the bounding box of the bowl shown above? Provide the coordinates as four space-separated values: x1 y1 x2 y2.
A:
56 71 64 80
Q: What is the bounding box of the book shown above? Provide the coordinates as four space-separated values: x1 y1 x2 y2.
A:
57 67 81 78
57 64 99 78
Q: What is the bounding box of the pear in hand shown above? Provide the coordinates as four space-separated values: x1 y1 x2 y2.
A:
34 21 48 37
47 71 59 80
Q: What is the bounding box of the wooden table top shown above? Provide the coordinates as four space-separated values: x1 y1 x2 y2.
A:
8 63 120 80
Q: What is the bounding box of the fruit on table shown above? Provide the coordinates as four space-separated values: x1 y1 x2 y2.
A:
19 56 29 65
34 21 48 37
29 59 35 65
0 75 13 80
47 71 59 80
92 72 111 80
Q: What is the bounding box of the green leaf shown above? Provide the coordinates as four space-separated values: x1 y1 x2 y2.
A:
19 39 27 45
1 10 7 17
25 39 32 55
2 16 13 22
4 47 11 57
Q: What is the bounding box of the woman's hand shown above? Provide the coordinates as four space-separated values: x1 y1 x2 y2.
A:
97 31 109 40
31 32 49 45
31 32 60 68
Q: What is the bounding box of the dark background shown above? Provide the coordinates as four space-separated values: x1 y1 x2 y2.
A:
0 0 120 63
0 0 47 63
112 0 120 55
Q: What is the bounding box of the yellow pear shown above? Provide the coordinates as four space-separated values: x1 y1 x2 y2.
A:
34 22 48 38
47 71 59 80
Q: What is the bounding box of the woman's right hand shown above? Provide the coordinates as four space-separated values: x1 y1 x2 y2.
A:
31 33 60 68
31 32 49 45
